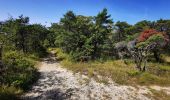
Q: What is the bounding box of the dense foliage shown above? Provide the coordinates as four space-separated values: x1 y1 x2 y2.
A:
1 51 38 89
0 15 48 57
51 9 114 61
0 15 48 99
49 9 170 63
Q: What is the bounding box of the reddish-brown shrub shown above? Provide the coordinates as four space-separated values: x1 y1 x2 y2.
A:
138 29 169 43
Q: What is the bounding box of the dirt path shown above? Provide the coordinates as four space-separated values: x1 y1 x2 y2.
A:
21 53 169 100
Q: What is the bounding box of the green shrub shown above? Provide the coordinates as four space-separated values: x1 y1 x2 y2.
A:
2 51 38 90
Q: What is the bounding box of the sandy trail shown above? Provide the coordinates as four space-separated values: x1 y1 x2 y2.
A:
21 53 169 100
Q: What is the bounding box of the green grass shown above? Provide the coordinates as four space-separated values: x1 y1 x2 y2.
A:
159 65 170 71
138 72 170 85
51 48 170 86
48 48 70 61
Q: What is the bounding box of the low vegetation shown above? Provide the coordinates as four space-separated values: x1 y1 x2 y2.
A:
2 51 38 89
0 16 48 99
149 88 170 100
0 85 22 100
52 48 170 86
0 51 39 99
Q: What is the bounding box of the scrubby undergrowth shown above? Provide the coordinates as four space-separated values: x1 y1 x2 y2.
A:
0 51 39 100
51 48 170 86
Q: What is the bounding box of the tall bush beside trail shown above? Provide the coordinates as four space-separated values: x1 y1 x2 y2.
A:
1 51 38 90
53 8 113 61
130 29 169 71
0 16 49 58
138 29 169 62
137 29 169 43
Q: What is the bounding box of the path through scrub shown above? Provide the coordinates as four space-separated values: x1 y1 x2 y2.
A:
21 52 169 100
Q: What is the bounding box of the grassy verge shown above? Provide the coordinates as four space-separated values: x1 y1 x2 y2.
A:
149 88 170 100
50 48 170 86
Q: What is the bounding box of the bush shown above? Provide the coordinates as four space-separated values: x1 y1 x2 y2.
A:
2 51 38 90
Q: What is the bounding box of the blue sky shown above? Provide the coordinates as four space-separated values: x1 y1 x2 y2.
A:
0 0 170 26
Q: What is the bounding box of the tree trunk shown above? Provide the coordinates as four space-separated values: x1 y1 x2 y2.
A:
0 45 3 80
153 50 160 62
0 45 2 61
92 41 97 60
142 59 147 72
